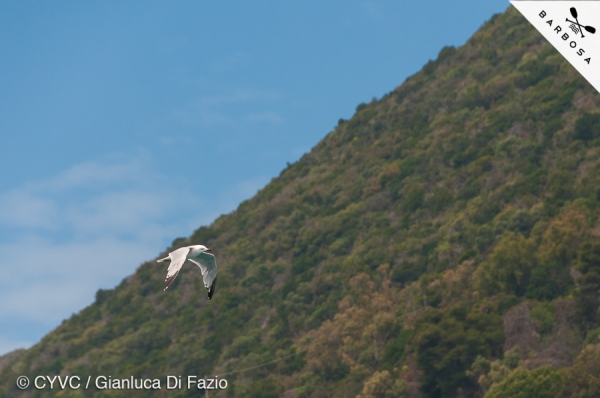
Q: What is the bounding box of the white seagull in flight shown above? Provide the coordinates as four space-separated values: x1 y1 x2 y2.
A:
157 245 218 300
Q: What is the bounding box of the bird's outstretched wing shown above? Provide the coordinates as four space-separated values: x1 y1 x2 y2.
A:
188 252 218 300
162 247 190 291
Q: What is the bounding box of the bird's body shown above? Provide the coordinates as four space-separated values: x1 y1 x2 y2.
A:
157 245 218 300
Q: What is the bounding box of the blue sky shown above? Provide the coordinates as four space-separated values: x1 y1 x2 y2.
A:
0 0 510 355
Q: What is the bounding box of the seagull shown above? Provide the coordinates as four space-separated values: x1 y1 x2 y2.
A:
157 245 218 300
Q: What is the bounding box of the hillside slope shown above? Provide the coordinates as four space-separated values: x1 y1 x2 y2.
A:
3 6 600 398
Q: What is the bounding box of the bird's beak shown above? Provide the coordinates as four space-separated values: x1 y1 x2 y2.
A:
206 247 212 253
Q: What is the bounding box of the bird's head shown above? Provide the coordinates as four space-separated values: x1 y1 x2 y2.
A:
195 244 212 253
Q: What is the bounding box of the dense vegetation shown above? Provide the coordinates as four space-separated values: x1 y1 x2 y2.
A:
2 5 600 397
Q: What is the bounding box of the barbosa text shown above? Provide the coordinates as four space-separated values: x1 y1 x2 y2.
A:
539 10 591 64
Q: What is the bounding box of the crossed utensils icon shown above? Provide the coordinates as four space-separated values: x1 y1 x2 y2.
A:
566 7 596 38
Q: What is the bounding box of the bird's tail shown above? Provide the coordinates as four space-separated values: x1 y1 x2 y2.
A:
157 256 170 263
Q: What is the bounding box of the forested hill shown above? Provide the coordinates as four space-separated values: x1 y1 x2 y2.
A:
3 5 600 398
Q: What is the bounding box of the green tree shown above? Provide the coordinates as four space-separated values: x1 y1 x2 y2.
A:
484 366 564 398
559 343 600 398
468 347 520 394
415 307 504 398
356 370 411 398
573 113 600 141
488 232 536 296
575 242 600 330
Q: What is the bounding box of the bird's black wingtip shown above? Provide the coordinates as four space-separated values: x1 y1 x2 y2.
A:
207 277 217 300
